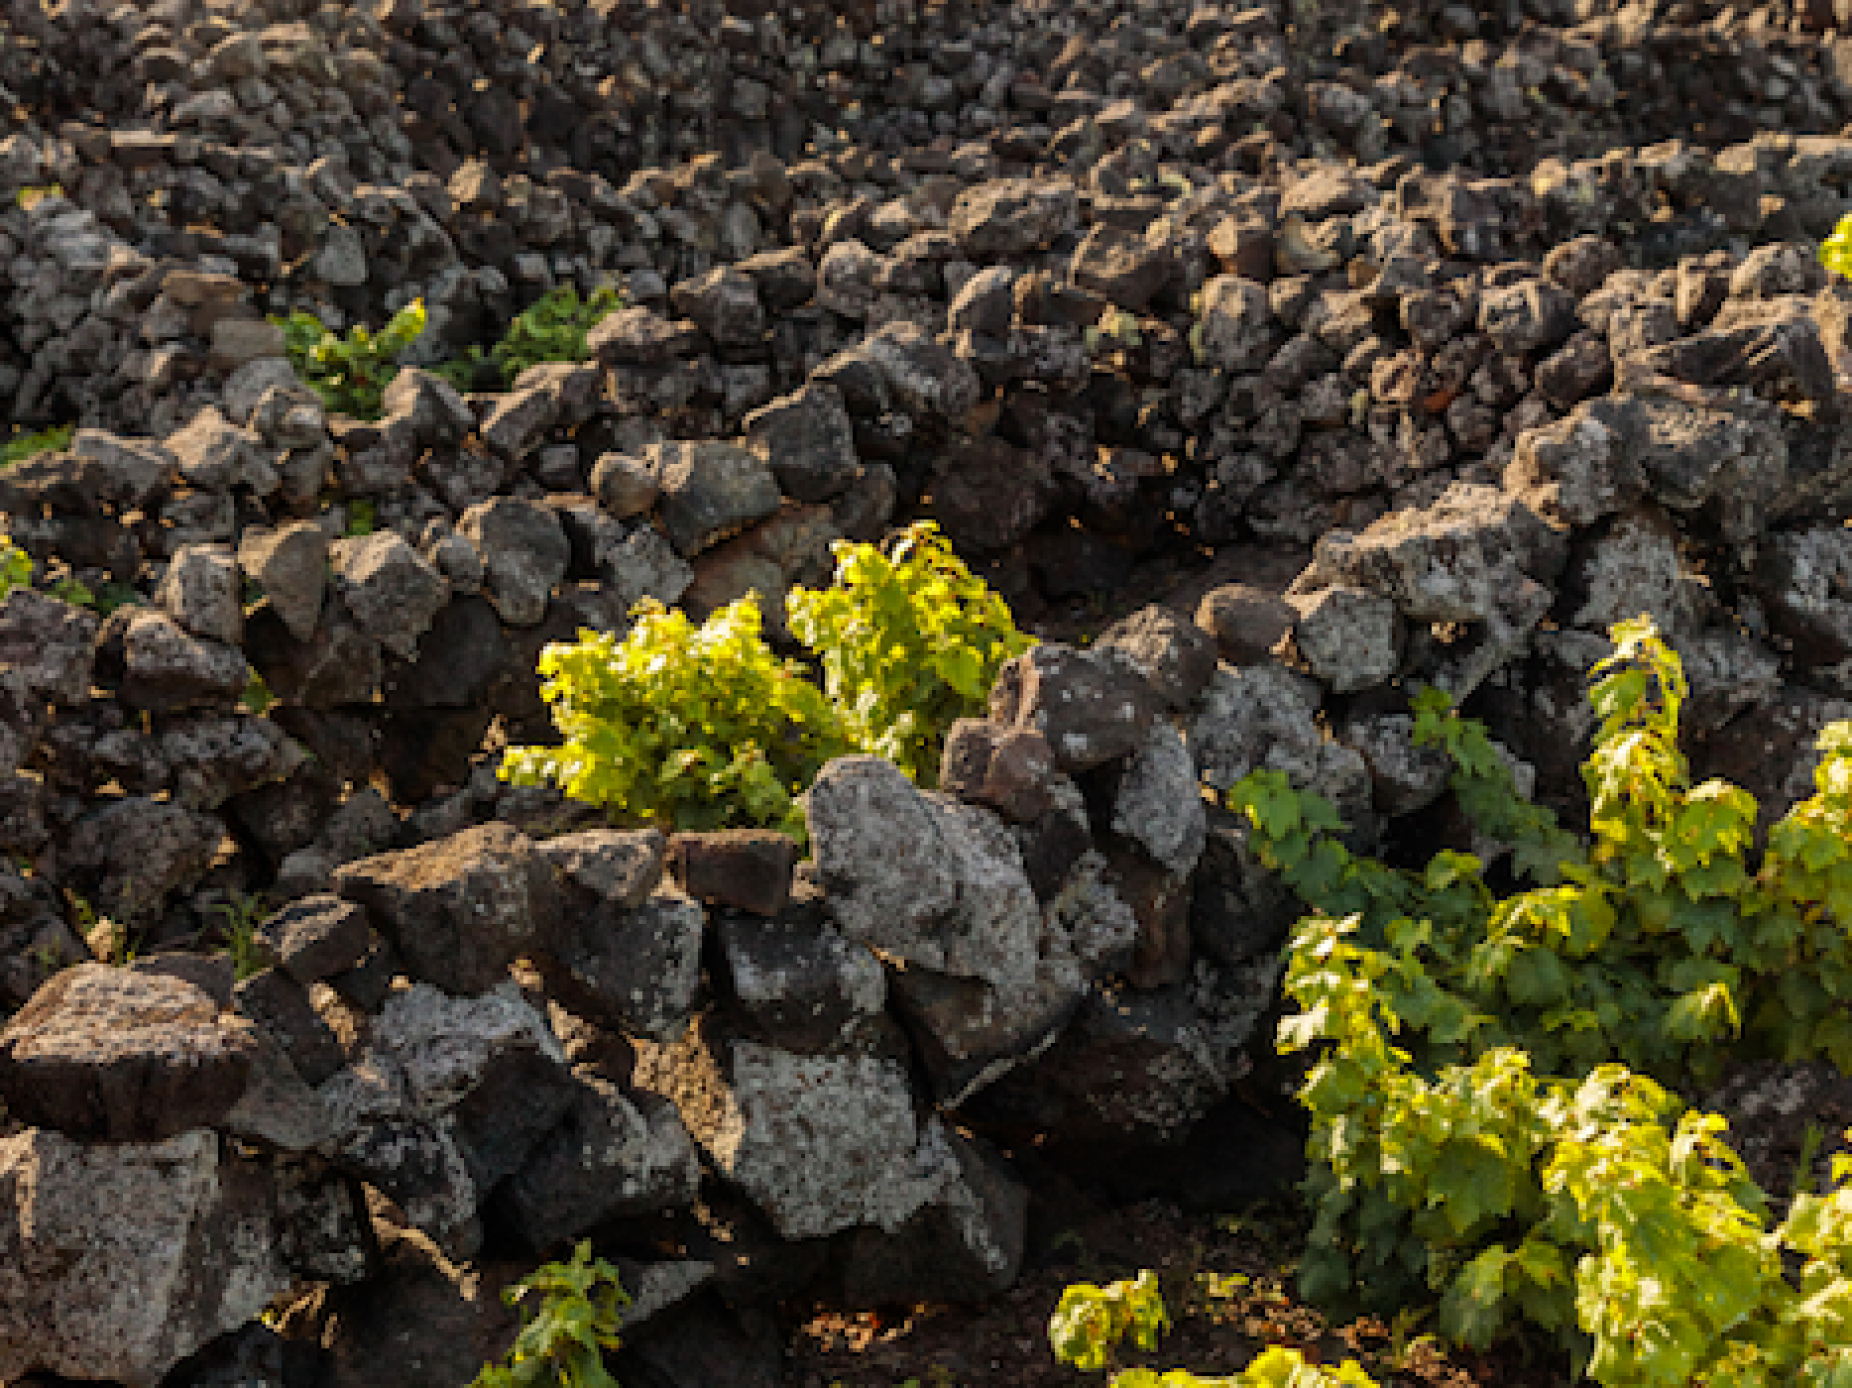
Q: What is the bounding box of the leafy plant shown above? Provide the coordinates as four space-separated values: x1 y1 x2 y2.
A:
204 891 269 980
1235 616 1852 1383
436 283 622 392
3 423 73 466
1050 1273 1379 1386
1823 212 1852 281
504 522 1031 834
501 596 848 840
272 300 427 420
472 1241 629 1388
342 500 376 538
786 521 1036 785
0 538 30 598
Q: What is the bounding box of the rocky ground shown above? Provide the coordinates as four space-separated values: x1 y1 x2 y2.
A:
3 0 1852 1382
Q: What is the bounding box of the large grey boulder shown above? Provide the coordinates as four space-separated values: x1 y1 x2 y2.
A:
635 1018 959 1242
0 1128 289 1387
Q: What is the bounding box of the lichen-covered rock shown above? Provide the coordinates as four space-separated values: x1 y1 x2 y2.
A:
541 880 706 1043
717 891 887 1053
989 645 1159 773
1283 585 1402 693
1111 720 1207 878
1189 663 1372 827
635 1018 959 1242
317 981 572 1255
0 1128 289 1387
805 755 959 951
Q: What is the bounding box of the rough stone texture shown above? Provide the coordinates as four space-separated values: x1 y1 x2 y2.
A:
457 498 570 628
1093 605 1218 712
1284 585 1403 693
1757 525 1852 666
0 964 259 1142
1111 720 1208 878
497 1071 701 1251
636 1019 959 1243
154 545 243 646
317 981 569 1253
648 440 783 558
542 881 706 1043
329 530 451 660
0 1128 289 1387
1194 584 1297 666
939 721 1060 824
255 894 373 985
718 895 888 1053
0 589 101 708
538 828 667 912
805 756 959 953
666 830 798 918
741 383 860 504
989 645 1159 773
118 610 252 713
1189 663 1373 827
333 823 561 998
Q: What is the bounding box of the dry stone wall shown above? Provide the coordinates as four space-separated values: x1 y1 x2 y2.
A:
4 0 1852 1382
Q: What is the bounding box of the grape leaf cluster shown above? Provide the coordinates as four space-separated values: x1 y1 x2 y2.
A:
1049 1272 1379 1386
502 521 1034 838
471 1241 629 1388
271 299 428 420
433 283 622 393
1236 616 1852 1384
786 520 1036 785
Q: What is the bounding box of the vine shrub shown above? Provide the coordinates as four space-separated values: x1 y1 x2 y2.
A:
502 522 1033 836
1049 1272 1379 1386
786 520 1035 785
434 282 622 392
271 299 427 419
471 1241 629 1388
500 596 847 841
1234 616 1852 1384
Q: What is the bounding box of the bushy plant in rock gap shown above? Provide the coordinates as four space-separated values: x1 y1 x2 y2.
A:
471 1241 630 1388
1225 616 1852 1385
271 298 427 419
502 521 1033 837
786 519 1036 785
433 282 623 393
